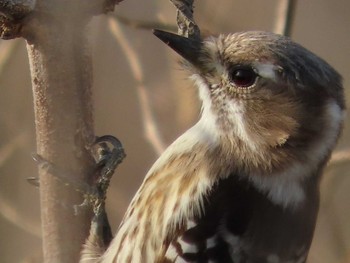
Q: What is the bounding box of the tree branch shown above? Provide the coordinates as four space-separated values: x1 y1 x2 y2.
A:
0 0 124 262
170 0 200 39
26 15 95 263
273 0 297 37
0 0 35 19
112 13 177 32
328 149 350 167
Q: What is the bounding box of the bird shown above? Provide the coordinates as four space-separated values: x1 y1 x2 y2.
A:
81 30 345 263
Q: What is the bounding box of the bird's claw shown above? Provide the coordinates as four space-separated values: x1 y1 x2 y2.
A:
31 135 126 217
91 135 126 198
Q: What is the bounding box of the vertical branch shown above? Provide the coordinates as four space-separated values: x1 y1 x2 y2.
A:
26 18 95 262
273 0 297 37
1 1 124 262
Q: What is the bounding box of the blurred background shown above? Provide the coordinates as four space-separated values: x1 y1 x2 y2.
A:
0 0 349 262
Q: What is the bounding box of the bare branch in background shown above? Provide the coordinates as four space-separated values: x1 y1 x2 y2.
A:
108 18 166 155
112 13 177 32
108 0 203 156
320 148 350 261
328 149 350 167
0 193 41 238
273 0 297 37
0 131 28 167
0 131 41 236
321 196 348 262
320 170 349 262
0 39 21 77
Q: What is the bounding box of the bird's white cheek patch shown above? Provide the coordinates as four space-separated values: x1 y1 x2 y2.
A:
249 100 344 209
228 102 254 147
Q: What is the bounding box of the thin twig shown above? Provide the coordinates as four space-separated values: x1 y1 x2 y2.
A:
170 0 200 39
0 131 41 238
112 13 177 32
273 0 297 37
108 18 166 155
327 149 350 167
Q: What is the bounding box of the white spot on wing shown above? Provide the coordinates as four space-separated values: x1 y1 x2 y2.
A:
164 244 178 261
187 220 196 229
174 258 189 263
219 223 242 262
267 254 280 263
206 235 217 249
178 237 198 254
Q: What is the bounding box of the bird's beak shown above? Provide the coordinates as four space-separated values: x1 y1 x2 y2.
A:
153 29 204 69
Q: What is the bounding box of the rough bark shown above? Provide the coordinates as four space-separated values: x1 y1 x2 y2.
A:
26 16 95 262
0 0 123 262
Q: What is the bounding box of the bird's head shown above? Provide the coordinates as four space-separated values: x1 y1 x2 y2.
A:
154 30 345 175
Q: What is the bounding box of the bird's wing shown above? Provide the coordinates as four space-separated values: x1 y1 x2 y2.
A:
161 175 248 263
161 175 311 263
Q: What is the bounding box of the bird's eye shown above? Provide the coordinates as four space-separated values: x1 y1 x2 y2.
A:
229 67 257 88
